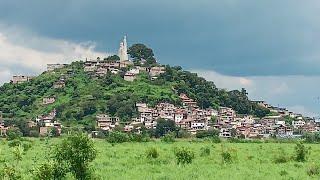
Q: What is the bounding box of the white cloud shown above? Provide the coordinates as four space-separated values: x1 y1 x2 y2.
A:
0 69 11 85
192 69 320 117
192 69 253 90
288 105 318 117
0 24 108 84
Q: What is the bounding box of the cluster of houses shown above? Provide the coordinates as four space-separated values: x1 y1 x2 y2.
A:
83 57 165 81
35 108 62 136
95 95 320 139
0 96 62 137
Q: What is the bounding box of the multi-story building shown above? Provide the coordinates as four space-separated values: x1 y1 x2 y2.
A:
11 75 33 84
96 114 119 131
47 64 67 71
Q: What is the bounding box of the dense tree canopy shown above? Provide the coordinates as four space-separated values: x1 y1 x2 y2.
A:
128 43 157 65
155 119 176 137
104 55 120 62
156 65 270 115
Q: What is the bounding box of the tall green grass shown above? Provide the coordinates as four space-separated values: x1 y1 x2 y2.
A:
1 138 320 179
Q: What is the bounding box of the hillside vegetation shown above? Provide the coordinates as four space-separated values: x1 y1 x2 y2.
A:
0 45 269 129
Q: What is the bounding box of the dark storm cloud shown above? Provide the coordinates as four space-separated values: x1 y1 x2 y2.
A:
0 0 319 76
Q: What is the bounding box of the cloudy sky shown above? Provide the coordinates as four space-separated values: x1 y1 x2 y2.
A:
0 0 319 117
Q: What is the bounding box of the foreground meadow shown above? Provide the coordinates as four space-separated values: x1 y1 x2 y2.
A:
1 138 320 179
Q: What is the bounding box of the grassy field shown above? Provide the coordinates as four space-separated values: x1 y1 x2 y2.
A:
1 138 320 180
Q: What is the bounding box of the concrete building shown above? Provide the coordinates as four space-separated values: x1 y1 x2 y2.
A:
47 64 67 71
11 75 33 84
124 72 136 81
96 114 119 131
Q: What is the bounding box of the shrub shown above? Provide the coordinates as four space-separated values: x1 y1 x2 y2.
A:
161 133 175 143
54 133 97 179
196 129 219 139
6 128 22 141
49 127 60 137
8 139 22 148
303 133 320 143
209 136 221 143
200 146 211 157
221 145 233 164
1 145 25 179
32 160 65 180
92 131 106 139
307 163 320 176
146 147 159 159
130 133 150 142
294 142 310 162
106 131 130 143
221 151 232 164
1 164 21 180
274 154 289 164
29 130 40 137
174 147 195 165
279 170 288 176
22 142 32 152
176 129 191 138
273 148 290 164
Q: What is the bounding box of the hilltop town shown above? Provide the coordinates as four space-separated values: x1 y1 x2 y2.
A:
0 37 318 139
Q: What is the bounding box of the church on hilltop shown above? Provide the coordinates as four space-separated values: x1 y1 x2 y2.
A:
118 35 129 62
117 35 133 67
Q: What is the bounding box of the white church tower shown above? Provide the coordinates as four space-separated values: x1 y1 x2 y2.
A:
118 36 129 62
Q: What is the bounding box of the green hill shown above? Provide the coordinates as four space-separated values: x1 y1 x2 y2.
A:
0 44 269 130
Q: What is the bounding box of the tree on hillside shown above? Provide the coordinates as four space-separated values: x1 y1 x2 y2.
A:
104 55 120 62
253 105 270 119
128 43 156 65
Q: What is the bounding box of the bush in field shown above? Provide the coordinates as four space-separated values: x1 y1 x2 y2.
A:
22 141 32 152
220 145 233 164
1 164 21 180
106 131 130 143
303 133 320 143
1 145 25 179
294 142 310 162
307 163 320 176
32 160 67 180
196 129 219 139
221 151 232 164
176 129 191 138
29 130 39 137
174 147 195 165
161 133 175 143
273 148 290 164
146 147 159 159
130 133 150 142
49 127 60 137
8 139 22 148
209 136 221 143
95 131 106 139
279 170 288 176
200 146 211 157
6 128 23 141
54 133 97 179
